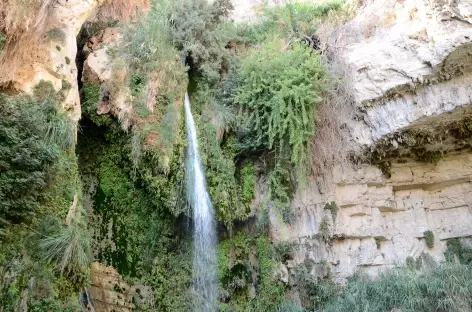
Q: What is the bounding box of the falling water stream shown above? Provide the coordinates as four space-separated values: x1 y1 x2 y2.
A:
184 93 217 311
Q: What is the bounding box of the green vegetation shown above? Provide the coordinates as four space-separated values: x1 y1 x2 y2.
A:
318 217 331 242
0 31 6 50
444 238 472 264
77 107 192 310
0 81 88 311
323 262 472 312
2 0 351 310
168 0 235 83
251 235 285 311
0 82 74 225
236 40 327 184
218 232 253 310
294 260 338 310
424 230 434 249
39 210 91 286
239 0 344 44
375 237 382 249
324 201 338 221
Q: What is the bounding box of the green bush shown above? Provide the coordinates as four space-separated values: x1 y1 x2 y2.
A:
169 0 236 83
294 261 338 310
277 300 305 312
0 84 68 224
236 40 328 183
424 230 434 249
444 238 472 264
238 0 343 44
274 241 294 263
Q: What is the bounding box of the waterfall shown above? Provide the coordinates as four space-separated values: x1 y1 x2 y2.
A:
184 93 217 311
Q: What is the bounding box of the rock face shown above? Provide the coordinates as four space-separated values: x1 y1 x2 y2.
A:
263 0 472 282
5 0 104 122
88 262 134 312
273 154 472 282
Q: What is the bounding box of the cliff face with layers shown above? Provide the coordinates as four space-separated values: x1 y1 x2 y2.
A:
3 0 472 310
263 0 472 283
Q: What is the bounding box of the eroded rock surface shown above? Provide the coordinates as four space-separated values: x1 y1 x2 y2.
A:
271 154 472 282
7 0 104 122
88 262 134 312
265 0 472 282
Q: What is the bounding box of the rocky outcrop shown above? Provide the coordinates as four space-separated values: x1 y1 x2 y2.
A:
5 0 104 122
342 0 472 144
88 262 134 312
271 153 472 282
264 0 472 282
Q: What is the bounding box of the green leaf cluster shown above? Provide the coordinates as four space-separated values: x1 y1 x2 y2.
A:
237 40 328 186
0 81 74 226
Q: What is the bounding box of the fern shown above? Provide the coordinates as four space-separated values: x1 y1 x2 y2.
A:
237 40 328 184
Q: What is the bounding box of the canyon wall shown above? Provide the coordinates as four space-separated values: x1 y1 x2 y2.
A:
266 0 472 283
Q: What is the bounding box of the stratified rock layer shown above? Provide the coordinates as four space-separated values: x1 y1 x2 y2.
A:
266 0 472 282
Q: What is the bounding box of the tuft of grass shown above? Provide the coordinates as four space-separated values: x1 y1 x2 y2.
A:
0 31 6 50
39 210 91 284
323 262 472 312
46 112 76 150
64 56 70 65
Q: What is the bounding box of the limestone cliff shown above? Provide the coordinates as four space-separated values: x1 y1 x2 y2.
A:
264 0 472 283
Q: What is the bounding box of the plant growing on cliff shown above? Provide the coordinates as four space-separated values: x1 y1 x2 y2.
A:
424 230 434 249
168 0 235 83
239 0 344 44
39 208 91 286
0 83 70 224
236 39 328 185
0 31 6 51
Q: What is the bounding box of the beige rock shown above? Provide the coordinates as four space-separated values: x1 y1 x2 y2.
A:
88 262 134 312
10 0 105 122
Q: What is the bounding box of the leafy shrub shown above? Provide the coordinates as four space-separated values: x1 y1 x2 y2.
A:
294 261 339 310
274 241 294 263
444 238 472 264
0 84 68 224
318 217 331 242
168 0 235 83
236 40 328 183
424 230 434 249
324 201 338 220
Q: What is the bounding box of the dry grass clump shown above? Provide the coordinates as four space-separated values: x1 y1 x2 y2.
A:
0 0 54 86
307 1 361 185
97 0 150 20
